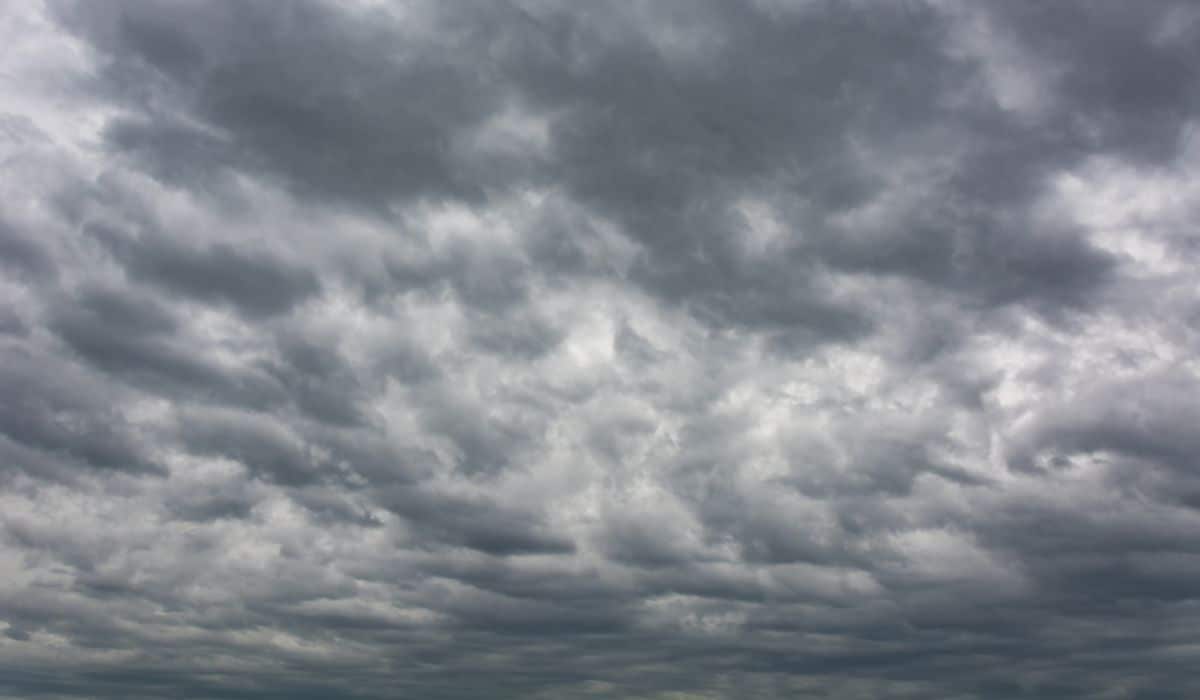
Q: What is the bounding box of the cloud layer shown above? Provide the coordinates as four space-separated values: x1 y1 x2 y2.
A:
3 1 1200 697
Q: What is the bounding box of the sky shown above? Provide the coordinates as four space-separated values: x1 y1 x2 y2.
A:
2 1 1200 698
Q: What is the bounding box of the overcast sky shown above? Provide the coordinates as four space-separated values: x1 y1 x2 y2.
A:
2 1 1200 698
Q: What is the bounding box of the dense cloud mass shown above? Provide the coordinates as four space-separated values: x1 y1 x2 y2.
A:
2 1 1200 697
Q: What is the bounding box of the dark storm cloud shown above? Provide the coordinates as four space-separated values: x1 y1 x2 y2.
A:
3 0 1200 698
0 219 57 281
57 0 1137 335
178 409 324 486
263 332 372 427
1049 372 1200 467
43 285 290 413
987 0 1200 162
0 347 160 478
381 485 574 556
53 0 511 207
102 117 237 193
96 227 321 319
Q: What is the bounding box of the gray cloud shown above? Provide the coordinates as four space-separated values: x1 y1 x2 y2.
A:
2 0 1200 698
97 227 322 319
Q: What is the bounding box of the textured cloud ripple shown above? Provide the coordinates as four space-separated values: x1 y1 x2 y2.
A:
3 1 1200 698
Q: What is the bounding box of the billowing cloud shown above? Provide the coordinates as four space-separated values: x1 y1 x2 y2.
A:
2 0 1200 697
